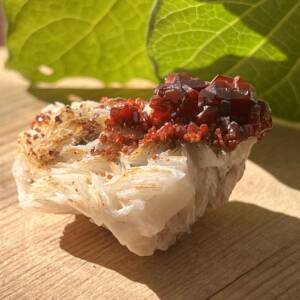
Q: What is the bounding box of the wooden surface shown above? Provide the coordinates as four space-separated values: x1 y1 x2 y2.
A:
0 47 300 300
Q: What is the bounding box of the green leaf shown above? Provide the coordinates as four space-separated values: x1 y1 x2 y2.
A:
148 0 300 122
4 0 300 122
4 0 157 83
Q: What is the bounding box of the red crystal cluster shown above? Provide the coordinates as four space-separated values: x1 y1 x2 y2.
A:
99 73 272 158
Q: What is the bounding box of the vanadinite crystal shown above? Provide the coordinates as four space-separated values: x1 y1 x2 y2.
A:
100 73 272 158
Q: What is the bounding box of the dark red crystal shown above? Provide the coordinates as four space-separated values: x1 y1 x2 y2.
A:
97 72 272 159
109 98 145 126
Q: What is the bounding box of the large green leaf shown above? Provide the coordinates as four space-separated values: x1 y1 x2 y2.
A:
4 0 156 83
4 0 300 121
148 0 300 122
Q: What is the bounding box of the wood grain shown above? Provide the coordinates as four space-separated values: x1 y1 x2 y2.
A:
0 48 299 300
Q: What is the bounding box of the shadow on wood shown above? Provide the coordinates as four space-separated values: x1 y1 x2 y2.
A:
60 201 300 300
28 86 153 104
249 123 300 191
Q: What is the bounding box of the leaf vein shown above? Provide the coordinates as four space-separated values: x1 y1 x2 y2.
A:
226 1 300 74
102 47 145 74
51 0 119 63
262 54 300 97
155 4 206 25
151 29 216 46
13 0 30 24
178 0 269 68
15 17 92 60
